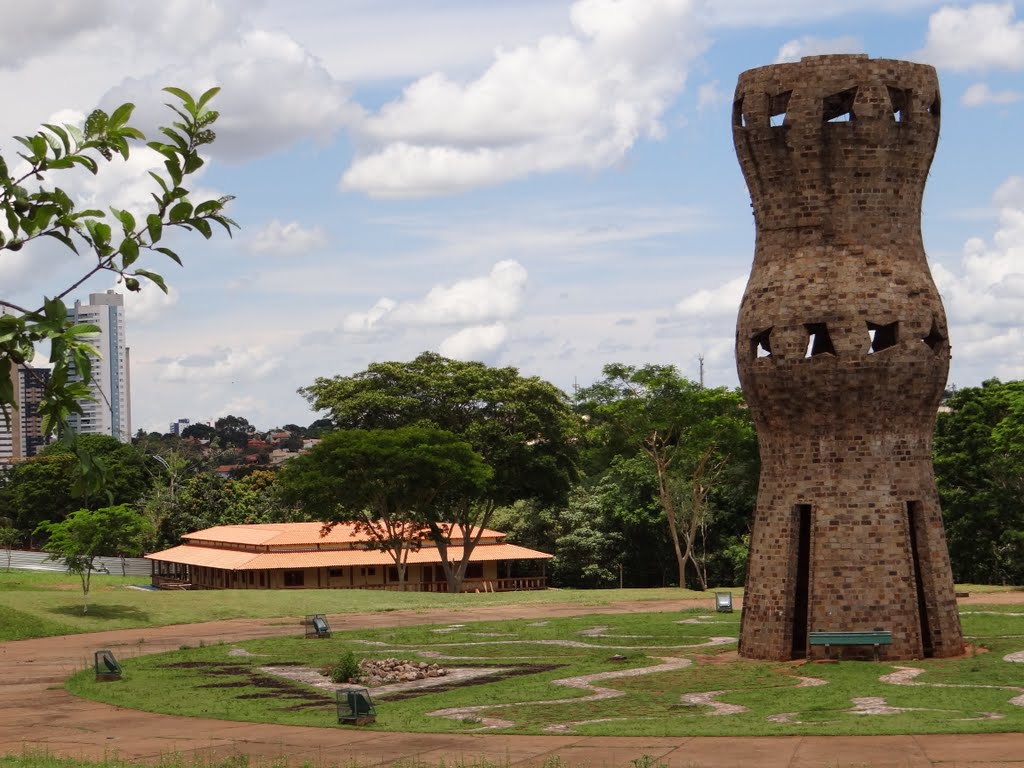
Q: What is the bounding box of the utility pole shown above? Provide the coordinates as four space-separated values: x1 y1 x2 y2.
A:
698 354 705 389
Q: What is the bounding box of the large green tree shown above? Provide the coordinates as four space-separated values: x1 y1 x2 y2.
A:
1 434 151 542
278 426 492 586
934 379 1024 584
36 504 152 612
0 87 236 497
577 364 756 590
300 352 579 591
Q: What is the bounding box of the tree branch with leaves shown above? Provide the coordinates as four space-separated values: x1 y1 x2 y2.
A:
1 86 237 496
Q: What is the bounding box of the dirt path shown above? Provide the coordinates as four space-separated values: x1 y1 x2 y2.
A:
1 596 1023 767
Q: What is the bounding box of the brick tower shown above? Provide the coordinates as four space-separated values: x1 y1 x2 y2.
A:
732 55 964 660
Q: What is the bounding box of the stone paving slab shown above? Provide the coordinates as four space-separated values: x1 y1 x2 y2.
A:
2 597 1024 766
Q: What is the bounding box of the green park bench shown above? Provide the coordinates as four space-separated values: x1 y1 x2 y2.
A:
305 614 332 639
337 687 377 725
809 630 893 660
94 649 122 681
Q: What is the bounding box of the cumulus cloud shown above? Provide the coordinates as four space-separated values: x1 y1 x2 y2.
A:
342 298 398 333
102 28 358 163
438 323 509 360
161 346 279 382
919 3 1024 71
249 219 329 256
342 260 528 332
696 80 728 112
933 176 1024 380
774 35 864 63
961 81 1023 106
674 275 747 317
118 281 179 323
342 0 708 198
0 0 108 69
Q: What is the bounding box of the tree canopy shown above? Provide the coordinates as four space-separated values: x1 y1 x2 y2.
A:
36 504 152 612
577 363 757 590
299 352 580 591
934 379 1024 584
278 426 492 585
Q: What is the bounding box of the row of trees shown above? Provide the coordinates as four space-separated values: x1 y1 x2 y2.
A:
3 358 1022 594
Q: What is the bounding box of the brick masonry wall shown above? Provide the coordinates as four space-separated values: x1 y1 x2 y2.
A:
732 55 964 660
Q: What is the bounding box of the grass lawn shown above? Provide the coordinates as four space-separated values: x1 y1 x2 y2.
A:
0 570 719 642
66 607 1024 737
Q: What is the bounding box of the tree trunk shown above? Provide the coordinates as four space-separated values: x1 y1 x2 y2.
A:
649 445 688 589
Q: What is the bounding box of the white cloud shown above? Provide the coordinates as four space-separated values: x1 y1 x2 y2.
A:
774 35 863 63
342 299 398 333
0 1 108 69
161 346 280 382
343 260 528 332
438 323 509 360
706 0 943 27
696 80 728 112
342 0 708 197
215 394 269 421
102 28 358 163
118 281 179 323
674 275 747 317
919 3 1024 71
933 176 1024 381
249 219 328 256
961 81 1023 106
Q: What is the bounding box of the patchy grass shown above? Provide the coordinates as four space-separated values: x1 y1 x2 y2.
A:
0 570 722 642
66 608 1024 737
0 753 521 768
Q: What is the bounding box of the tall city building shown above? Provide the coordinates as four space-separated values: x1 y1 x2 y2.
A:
67 290 132 443
19 366 51 457
0 365 51 466
0 361 19 467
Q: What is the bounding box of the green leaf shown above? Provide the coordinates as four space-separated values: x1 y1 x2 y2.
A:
169 201 193 223
84 109 108 139
146 213 163 244
43 230 79 253
159 126 189 151
68 154 99 174
134 269 167 293
65 323 100 338
108 102 135 129
120 236 140 267
113 207 136 233
162 87 197 115
43 297 67 323
30 135 48 159
43 123 72 154
153 246 182 266
190 218 212 238
196 86 221 113
164 158 182 186
183 152 204 174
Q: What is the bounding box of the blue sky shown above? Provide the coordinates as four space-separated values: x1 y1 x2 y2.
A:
1 0 1022 432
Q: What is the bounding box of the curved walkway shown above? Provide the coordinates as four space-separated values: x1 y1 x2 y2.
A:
1 597 1023 768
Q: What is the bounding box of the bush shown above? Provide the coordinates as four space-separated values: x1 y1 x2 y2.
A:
328 650 362 683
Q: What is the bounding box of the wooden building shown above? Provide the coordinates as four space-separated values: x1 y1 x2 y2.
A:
146 522 551 592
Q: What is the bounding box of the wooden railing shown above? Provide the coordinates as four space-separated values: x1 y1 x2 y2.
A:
414 576 547 593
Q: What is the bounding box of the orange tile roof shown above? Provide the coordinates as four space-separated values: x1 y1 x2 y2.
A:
182 522 506 548
147 542 551 570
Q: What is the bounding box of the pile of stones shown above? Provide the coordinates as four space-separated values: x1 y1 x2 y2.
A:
358 658 448 687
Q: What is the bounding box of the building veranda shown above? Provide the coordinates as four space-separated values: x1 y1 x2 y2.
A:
146 522 551 592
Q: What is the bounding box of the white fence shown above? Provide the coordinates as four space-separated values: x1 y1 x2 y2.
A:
1 548 151 576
